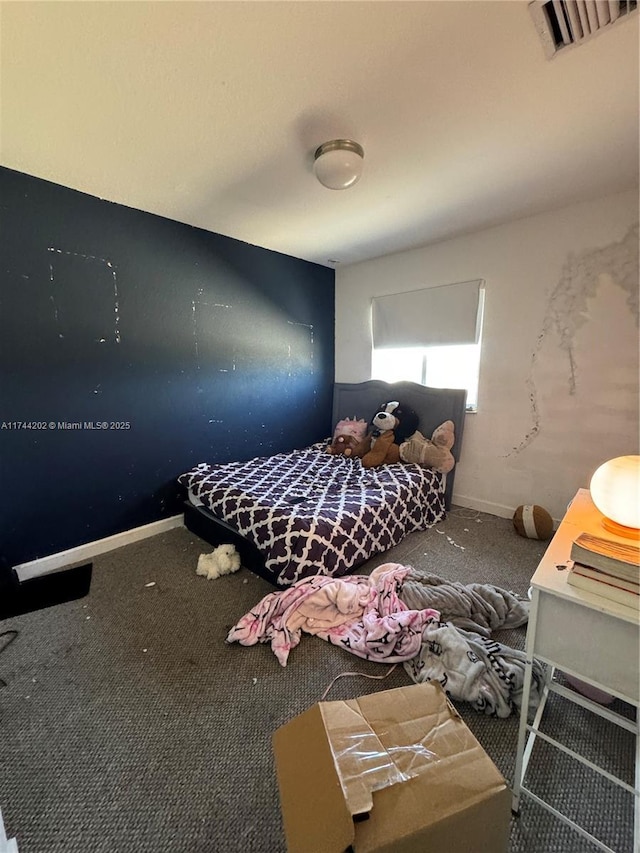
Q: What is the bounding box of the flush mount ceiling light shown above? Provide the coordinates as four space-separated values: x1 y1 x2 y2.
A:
313 139 364 190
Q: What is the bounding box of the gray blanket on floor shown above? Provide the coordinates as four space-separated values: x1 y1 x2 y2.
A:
401 570 530 637
400 570 544 717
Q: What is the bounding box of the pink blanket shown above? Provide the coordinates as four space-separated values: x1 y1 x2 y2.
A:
226 563 440 666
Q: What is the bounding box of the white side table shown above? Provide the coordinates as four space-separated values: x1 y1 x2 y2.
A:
512 488 639 852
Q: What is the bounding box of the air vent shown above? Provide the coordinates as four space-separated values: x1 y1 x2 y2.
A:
529 0 638 57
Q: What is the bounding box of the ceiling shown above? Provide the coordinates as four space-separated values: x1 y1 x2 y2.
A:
1 1 638 268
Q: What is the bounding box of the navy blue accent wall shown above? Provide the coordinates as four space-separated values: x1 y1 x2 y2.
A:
0 167 335 565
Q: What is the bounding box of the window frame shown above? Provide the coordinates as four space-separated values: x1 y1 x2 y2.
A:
370 283 485 412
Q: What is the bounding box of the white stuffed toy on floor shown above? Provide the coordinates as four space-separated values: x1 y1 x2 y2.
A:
196 544 241 580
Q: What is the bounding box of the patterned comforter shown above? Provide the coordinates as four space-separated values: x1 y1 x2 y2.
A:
179 443 446 585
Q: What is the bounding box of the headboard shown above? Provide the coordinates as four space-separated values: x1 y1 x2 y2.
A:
331 380 467 510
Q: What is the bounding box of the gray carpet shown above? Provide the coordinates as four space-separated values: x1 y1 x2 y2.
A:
0 508 635 852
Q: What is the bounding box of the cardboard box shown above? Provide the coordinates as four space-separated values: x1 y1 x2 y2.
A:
273 682 511 853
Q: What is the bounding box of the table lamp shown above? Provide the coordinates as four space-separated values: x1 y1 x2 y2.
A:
589 455 640 539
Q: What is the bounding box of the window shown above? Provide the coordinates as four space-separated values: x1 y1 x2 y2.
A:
371 280 484 411
372 343 481 410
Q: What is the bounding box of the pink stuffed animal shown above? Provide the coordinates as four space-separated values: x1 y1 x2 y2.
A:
326 417 368 456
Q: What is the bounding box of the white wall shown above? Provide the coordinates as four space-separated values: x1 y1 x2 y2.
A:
335 190 639 521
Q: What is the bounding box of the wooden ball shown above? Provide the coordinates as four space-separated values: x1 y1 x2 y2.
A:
513 504 554 540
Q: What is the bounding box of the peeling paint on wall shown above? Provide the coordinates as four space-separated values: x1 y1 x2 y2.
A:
192 290 235 372
2 165 335 567
47 247 121 343
48 262 63 339
508 222 639 456
286 320 315 378
191 298 199 369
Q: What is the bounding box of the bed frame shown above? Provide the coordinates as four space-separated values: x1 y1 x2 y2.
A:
183 380 467 584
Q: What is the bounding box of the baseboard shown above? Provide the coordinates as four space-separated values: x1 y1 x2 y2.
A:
13 515 184 581
452 493 561 528
451 493 516 520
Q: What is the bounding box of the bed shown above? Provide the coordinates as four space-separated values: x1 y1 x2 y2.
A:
180 380 467 587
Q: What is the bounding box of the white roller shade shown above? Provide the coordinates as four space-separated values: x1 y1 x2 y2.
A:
372 279 484 349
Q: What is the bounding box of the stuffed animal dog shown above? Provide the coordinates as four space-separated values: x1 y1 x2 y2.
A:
351 401 420 468
196 544 241 580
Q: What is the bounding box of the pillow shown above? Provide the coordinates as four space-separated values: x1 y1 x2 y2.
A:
399 420 456 473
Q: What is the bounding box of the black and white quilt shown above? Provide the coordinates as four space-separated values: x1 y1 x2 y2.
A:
179 443 446 585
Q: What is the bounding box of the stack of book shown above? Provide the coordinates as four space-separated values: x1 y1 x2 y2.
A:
567 531 639 609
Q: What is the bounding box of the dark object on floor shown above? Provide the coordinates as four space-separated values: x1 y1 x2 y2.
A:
0 560 92 621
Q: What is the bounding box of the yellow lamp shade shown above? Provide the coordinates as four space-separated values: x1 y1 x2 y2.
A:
589 455 640 536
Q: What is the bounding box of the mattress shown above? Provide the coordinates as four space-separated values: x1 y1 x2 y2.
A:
179 442 446 585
